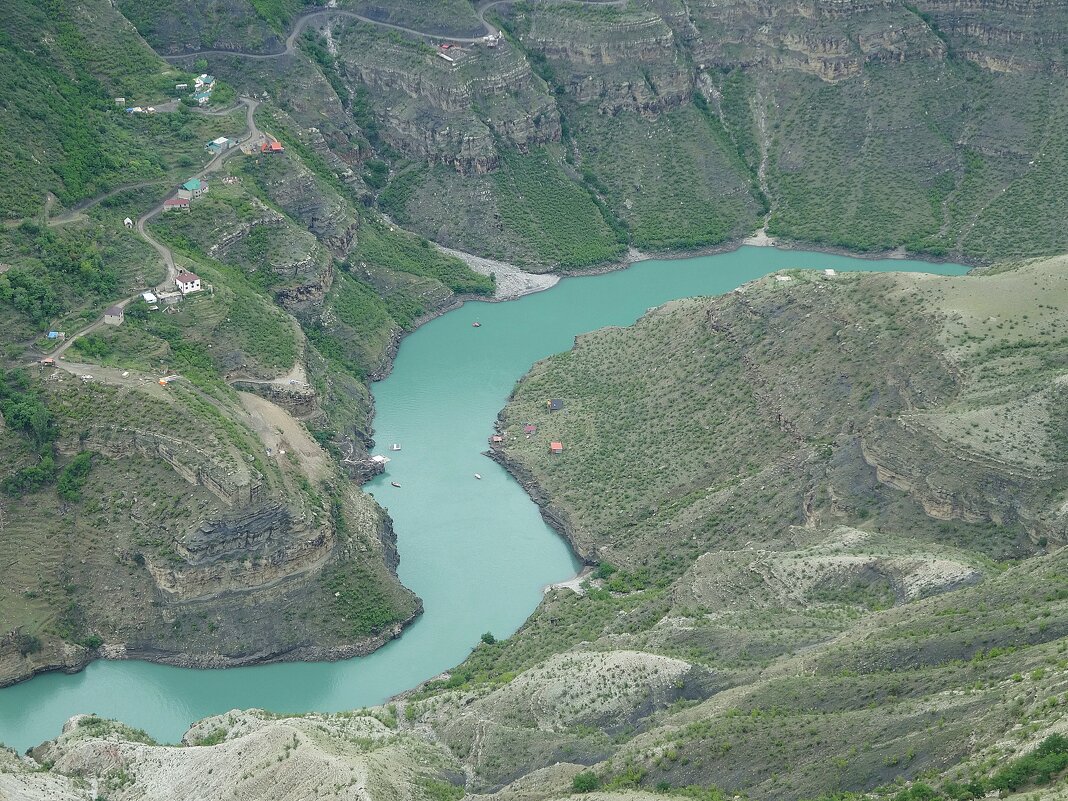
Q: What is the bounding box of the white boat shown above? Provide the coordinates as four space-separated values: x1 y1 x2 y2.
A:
474 473 482 480
390 444 401 451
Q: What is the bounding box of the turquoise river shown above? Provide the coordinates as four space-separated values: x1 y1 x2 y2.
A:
0 247 968 752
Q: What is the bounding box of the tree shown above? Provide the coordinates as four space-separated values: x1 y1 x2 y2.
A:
480 631 496 645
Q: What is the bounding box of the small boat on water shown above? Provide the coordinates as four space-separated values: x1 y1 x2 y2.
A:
390 444 401 451
474 473 482 480
391 481 401 488
472 322 481 327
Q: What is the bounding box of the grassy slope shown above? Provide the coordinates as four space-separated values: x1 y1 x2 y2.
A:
0 0 207 218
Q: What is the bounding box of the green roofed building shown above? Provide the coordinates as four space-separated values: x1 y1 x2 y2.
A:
177 177 209 201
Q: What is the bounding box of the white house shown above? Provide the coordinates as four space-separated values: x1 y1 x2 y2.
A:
141 291 158 304
123 217 134 229
175 271 202 294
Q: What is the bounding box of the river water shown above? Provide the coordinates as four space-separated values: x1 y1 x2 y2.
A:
0 247 968 752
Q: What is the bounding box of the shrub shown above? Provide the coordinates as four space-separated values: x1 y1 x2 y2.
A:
573 772 600 793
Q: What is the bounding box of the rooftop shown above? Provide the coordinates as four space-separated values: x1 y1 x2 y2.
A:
176 271 200 283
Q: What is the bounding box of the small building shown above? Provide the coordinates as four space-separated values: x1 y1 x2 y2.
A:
260 140 284 154
104 305 124 326
142 291 158 304
175 271 202 295
547 399 564 412
823 268 836 277
123 217 134 229
550 441 563 455
163 197 190 212
177 178 208 200
523 424 536 434
114 97 125 105
47 331 65 341
206 136 233 155
175 83 189 91
491 435 504 444
437 51 455 63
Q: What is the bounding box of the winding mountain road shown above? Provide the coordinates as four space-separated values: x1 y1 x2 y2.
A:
160 0 627 62
139 97 261 291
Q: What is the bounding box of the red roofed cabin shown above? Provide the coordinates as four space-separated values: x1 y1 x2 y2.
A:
490 434 504 444
550 441 563 454
163 197 190 212
261 140 284 154
175 271 202 294
523 424 536 434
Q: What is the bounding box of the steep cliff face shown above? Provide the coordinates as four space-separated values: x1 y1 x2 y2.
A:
0 366 420 686
915 0 1068 75
676 0 946 81
116 0 290 55
330 21 561 173
519 6 693 115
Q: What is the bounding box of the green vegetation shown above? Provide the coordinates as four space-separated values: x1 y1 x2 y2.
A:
491 147 625 269
322 560 418 639
572 772 600 793
569 104 762 251
57 451 94 502
191 727 229 747
989 734 1068 792
352 218 493 296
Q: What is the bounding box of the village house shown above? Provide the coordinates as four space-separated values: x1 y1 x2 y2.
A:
550 441 564 455
177 178 208 200
260 140 284 154
123 217 134 229
141 291 158 304
206 136 234 155
163 197 190 212
547 399 564 411
491 434 504 444
104 305 124 326
175 271 202 295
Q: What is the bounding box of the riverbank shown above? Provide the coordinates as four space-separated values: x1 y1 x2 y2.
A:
561 235 987 279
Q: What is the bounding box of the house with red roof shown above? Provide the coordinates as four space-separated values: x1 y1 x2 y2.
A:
163 197 190 212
